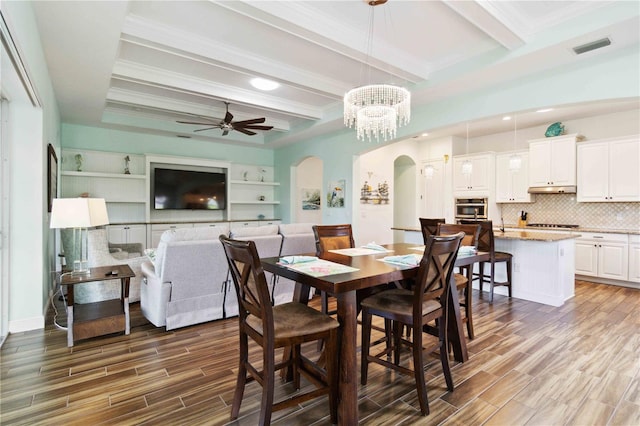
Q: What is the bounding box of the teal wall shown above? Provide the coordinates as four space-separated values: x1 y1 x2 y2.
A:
62 124 274 166
2 0 61 331
274 44 640 223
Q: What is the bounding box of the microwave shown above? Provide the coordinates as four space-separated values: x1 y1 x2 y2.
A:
455 198 488 220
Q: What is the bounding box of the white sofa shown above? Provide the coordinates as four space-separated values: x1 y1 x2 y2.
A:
140 223 317 330
140 225 230 330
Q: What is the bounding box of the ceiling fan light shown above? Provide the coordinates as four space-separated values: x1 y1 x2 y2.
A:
250 77 279 91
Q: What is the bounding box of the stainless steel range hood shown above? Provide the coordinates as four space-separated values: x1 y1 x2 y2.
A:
528 185 577 194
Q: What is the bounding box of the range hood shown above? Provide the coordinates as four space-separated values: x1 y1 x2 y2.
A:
528 186 577 194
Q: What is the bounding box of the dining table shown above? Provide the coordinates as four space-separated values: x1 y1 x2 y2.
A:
261 242 490 425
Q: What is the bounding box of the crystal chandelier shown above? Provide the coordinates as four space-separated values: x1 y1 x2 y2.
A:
343 1 411 142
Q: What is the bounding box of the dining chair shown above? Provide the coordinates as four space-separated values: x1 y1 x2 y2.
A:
436 223 481 339
360 232 464 416
460 219 513 303
419 217 445 244
220 235 339 425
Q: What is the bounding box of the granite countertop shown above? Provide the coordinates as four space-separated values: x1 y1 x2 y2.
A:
393 226 639 236
493 230 580 242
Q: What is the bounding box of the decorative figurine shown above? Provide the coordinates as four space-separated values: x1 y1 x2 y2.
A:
243 171 248 181
124 155 131 174
259 168 267 182
545 122 565 137
74 154 83 172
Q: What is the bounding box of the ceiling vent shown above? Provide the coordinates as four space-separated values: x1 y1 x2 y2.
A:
573 38 611 55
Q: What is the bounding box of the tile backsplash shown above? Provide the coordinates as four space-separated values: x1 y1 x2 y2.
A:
500 194 640 230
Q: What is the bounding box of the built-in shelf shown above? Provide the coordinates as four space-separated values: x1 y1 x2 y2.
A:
62 171 146 179
230 180 280 186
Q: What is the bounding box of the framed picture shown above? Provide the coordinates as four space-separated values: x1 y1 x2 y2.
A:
300 188 321 210
47 144 57 212
327 179 345 208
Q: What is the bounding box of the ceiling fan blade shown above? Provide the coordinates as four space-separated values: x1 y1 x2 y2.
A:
193 126 219 132
234 127 257 136
239 125 273 131
177 120 216 125
222 129 230 136
224 111 233 124
232 117 266 126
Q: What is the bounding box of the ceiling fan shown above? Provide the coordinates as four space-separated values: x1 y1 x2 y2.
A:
177 102 273 136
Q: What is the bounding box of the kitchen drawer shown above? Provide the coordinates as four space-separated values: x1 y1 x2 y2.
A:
576 232 628 243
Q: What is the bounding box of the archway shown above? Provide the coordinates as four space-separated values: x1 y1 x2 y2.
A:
393 155 416 232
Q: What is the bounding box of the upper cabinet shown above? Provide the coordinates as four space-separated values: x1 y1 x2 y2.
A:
577 135 640 202
528 134 581 187
495 151 533 203
452 153 494 196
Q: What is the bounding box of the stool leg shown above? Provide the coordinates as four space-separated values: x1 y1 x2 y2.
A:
506 258 513 298
489 261 496 303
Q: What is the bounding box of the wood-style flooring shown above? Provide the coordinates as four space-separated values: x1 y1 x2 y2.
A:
1 280 639 425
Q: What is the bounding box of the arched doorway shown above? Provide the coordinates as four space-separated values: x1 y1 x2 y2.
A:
393 155 416 238
292 156 323 224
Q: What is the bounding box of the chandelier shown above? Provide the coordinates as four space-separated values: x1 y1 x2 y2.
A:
343 1 411 142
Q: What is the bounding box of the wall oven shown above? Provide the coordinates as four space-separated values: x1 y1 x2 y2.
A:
455 197 488 220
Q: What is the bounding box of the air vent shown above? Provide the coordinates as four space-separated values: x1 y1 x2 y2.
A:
176 135 191 139
573 38 611 55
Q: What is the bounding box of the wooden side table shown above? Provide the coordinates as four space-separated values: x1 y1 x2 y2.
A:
60 264 135 347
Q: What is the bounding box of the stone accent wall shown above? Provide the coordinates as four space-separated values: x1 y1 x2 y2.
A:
500 194 639 230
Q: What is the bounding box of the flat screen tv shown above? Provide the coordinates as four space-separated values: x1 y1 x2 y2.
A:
153 168 226 210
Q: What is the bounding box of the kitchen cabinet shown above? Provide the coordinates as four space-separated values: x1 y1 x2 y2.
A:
629 235 640 283
149 223 193 247
575 232 628 281
577 135 640 202
529 134 580 187
453 153 494 195
107 224 147 249
495 151 532 203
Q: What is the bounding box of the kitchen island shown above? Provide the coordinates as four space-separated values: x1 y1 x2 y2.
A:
392 227 580 306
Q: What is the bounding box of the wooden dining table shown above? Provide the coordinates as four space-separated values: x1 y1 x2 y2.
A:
261 242 489 425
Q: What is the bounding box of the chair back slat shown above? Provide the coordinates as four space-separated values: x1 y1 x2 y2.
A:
437 223 481 248
459 219 495 255
220 236 273 334
414 232 464 318
419 218 445 244
312 224 355 255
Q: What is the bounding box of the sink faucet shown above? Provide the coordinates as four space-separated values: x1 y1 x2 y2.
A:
474 208 478 220
500 217 505 233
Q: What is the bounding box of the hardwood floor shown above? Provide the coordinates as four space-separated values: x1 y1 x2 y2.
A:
1 280 639 425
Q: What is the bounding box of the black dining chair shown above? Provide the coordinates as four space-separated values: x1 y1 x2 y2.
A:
360 232 464 416
220 235 339 425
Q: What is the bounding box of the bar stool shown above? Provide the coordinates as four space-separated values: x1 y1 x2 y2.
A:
460 219 513 303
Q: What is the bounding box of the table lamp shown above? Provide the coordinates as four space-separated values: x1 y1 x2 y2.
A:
50 198 109 275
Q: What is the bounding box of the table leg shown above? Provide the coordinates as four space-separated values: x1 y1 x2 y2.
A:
66 305 74 348
336 291 358 425
123 277 131 335
447 275 468 362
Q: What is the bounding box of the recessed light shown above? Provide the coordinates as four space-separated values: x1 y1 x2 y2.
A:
421 133 429 137
502 116 512 121
250 78 279 91
537 108 553 113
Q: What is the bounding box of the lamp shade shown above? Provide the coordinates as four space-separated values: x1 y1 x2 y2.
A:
50 198 109 229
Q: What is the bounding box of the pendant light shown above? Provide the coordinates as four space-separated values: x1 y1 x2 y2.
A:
509 115 522 172
424 164 435 179
461 122 472 176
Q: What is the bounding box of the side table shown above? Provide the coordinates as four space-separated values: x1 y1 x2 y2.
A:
60 264 135 347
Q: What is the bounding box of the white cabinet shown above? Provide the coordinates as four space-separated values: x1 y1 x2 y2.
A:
577 136 640 202
629 235 640 283
529 134 580 187
575 233 628 281
107 224 147 249
150 223 193 247
496 151 532 203
453 153 494 195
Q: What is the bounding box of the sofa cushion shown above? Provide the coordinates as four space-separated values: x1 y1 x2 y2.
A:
230 224 279 238
278 223 315 236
